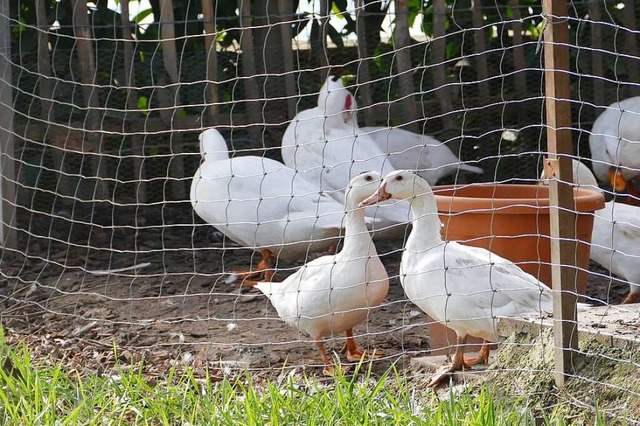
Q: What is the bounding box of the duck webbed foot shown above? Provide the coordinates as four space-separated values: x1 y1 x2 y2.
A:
316 341 350 376
427 335 471 388
464 340 492 366
340 328 384 362
225 249 277 288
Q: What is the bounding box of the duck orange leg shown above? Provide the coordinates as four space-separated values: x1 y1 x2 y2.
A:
340 328 383 362
427 335 471 388
621 291 640 304
228 249 277 287
317 341 350 376
464 340 491 366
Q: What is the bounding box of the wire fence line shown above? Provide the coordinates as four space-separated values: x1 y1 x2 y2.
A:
0 0 639 420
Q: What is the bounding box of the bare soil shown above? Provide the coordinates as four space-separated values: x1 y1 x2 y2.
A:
0 205 631 381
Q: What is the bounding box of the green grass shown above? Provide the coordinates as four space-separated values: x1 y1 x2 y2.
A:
0 338 609 425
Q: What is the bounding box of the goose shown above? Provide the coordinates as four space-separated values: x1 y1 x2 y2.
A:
360 126 484 185
281 75 410 233
256 172 389 375
541 159 640 304
589 96 640 203
360 170 558 387
190 128 356 286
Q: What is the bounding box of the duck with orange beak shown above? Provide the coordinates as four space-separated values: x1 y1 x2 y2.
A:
360 170 563 387
590 96 640 205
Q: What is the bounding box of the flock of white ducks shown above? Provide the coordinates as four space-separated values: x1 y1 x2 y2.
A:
190 76 639 384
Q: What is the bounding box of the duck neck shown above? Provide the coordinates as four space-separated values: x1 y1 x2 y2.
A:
341 199 374 255
203 151 228 163
201 133 230 163
406 188 443 251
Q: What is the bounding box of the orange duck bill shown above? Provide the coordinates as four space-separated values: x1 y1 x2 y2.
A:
609 167 628 192
359 184 391 207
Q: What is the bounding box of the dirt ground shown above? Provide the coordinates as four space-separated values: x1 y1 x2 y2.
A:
0 205 631 381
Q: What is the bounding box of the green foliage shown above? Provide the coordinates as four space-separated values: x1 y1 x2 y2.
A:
137 96 149 115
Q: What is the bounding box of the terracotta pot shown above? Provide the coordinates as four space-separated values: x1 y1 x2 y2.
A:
425 183 605 355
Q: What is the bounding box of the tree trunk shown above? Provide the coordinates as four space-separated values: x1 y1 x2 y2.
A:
158 0 186 200
251 0 290 127
471 0 489 99
588 1 604 108
35 0 52 121
157 0 179 126
363 0 383 56
393 0 418 132
159 0 178 84
355 0 374 126
121 0 147 204
314 0 330 82
509 0 527 101
72 0 108 201
238 0 263 142
278 0 297 119
430 0 454 130
622 0 638 96
0 0 15 248
201 0 219 126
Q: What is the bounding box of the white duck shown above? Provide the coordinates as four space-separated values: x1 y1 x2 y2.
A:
361 170 557 387
256 172 389 375
360 126 483 185
541 159 640 304
281 75 410 232
190 128 354 286
589 96 640 201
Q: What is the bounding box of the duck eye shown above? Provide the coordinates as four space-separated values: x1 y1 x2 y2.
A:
365 175 373 182
395 175 403 181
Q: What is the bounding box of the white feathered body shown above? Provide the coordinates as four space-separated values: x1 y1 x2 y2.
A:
361 126 483 185
256 244 389 339
591 202 640 296
400 240 553 341
255 172 390 341
589 96 640 183
190 135 346 260
281 79 410 232
373 171 555 343
283 111 396 193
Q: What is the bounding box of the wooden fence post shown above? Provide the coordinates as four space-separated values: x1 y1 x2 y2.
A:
542 0 578 388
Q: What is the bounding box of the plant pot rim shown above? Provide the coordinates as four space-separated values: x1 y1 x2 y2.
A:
433 183 605 214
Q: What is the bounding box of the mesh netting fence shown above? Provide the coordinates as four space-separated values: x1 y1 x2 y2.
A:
0 0 639 421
